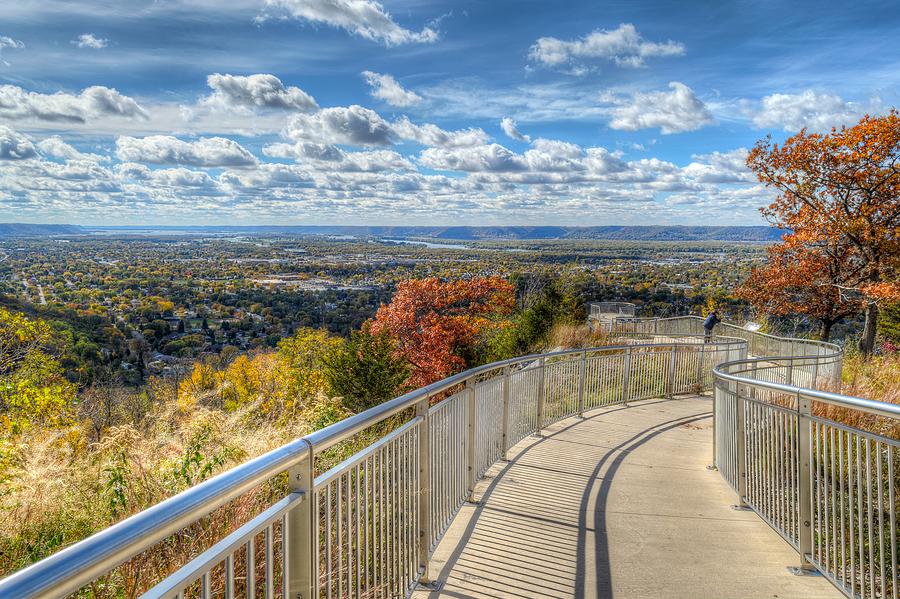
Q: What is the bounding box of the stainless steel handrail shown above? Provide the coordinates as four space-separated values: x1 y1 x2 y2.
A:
715 357 900 419
0 337 742 598
3 302 895 599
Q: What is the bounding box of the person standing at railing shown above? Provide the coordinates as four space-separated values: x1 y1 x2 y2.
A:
703 311 721 342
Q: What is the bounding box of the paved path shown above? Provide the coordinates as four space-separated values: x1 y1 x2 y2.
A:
415 396 841 599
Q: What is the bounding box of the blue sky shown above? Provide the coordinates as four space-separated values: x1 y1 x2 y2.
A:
0 0 898 226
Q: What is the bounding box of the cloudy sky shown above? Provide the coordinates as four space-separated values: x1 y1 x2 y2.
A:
1 0 898 226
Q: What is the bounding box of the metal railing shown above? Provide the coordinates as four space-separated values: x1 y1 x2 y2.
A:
589 301 635 320
715 357 899 599
2 303 896 599
0 336 746 599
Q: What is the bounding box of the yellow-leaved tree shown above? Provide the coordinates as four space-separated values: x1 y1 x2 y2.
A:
0 308 76 435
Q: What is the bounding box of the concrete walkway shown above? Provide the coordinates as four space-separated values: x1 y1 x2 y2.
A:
414 396 842 599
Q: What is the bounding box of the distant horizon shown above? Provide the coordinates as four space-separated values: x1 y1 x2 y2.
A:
2 222 782 229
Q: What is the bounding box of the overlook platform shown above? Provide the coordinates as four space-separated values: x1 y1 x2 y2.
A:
417 396 841 599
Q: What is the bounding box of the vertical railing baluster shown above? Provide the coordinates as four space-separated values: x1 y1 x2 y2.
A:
285 441 315 599
536 357 546 436
735 381 748 508
416 395 432 585
667 346 677 398
622 348 632 404
501 365 511 461
577 350 586 418
796 391 815 572
466 379 477 501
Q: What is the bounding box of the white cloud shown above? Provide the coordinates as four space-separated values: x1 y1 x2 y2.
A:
0 126 36 160
500 117 531 143
286 105 394 146
751 90 875 132
392 117 488 148
284 107 488 149
36 136 107 162
262 142 413 172
606 82 713 134
261 0 439 46
419 143 527 173
529 24 684 71
201 73 318 113
115 135 257 167
362 71 422 107
0 85 149 123
0 36 24 66
73 33 108 49
682 148 753 183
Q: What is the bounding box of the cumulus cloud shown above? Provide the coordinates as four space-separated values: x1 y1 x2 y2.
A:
73 34 108 49
37 136 106 162
418 138 628 178
261 0 439 46
202 73 318 113
0 85 148 123
606 82 713 134
392 117 488 148
284 107 488 149
529 24 684 72
419 143 527 173
0 36 24 66
264 141 413 172
0 126 36 160
751 90 876 132
682 148 753 183
362 71 422 107
500 117 530 143
115 135 257 167
286 105 394 146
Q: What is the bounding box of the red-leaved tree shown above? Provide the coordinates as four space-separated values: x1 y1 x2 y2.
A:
747 111 900 353
370 277 515 388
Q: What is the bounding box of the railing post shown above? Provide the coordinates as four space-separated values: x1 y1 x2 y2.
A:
466 379 477 502
577 350 586 417
286 441 315 599
535 357 545 437
501 365 510 461
622 347 632 404
416 395 432 584
667 346 677 398
734 382 749 508
695 343 705 391
710 380 718 470
795 392 815 572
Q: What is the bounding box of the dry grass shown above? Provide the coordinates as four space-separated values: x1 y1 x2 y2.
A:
818 352 900 439
546 322 611 349
0 392 351 595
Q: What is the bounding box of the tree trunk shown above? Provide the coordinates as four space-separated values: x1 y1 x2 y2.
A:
859 302 878 356
819 320 834 341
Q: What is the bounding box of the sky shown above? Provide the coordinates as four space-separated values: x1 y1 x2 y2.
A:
0 0 898 226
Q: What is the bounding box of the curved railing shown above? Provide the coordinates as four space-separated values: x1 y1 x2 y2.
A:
2 302 896 599
591 303 898 598
0 336 747 599
713 357 898 599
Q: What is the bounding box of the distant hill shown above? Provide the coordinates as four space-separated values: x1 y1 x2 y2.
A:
0 223 86 237
89 225 786 242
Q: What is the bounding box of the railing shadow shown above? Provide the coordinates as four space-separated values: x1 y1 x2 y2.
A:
421 401 711 599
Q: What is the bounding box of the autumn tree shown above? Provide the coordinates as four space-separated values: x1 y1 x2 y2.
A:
370 277 516 388
738 238 862 340
0 307 76 434
747 111 900 353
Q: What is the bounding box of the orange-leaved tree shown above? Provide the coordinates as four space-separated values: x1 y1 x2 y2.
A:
370 277 515 388
738 236 862 340
747 111 900 353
